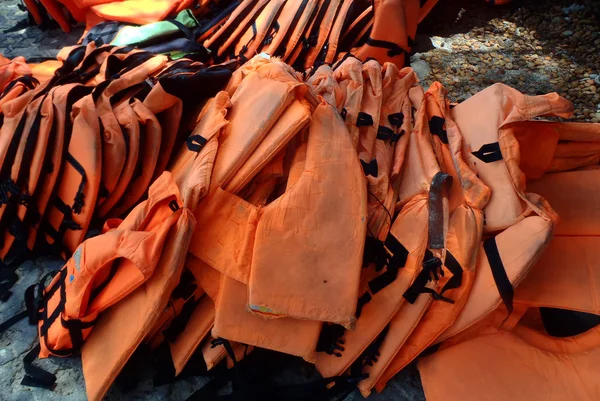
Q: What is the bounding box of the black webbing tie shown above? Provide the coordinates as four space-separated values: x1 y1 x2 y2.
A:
367 233 409 294
376 126 403 143
0 310 28 332
429 116 448 144
163 298 199 343
404 252 443 304
388 112 404 127
365 37 407 57
65 153 87 214
211 338 238 367
350 325 389 378
316 323 345 357
362 236 388 270
471 142 503 163
356 112 374 127
185 135 208 152
438 250 464 295
355 292 372 319
483 236 514 314
167 18 196 41
360 159 378 177
21 343 57 390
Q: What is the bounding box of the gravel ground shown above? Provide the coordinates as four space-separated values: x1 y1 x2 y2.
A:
0 0 599 400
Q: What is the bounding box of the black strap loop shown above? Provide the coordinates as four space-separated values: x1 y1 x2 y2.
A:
388 112 404 127
66 153 87 214
356 112 374 127
186 135 208 152
429 116 448 144
376 126 403 143
316 323 345 357
365 37 407 57
360 159 378 177
472 142 503 163
21 343 56 390
484 236 514 314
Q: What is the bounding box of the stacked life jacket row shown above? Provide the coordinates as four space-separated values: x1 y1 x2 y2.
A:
6 51 600 401
0 43 233 299
29 0 438 71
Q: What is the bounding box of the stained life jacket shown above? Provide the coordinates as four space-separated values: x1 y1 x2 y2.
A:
315 71 442 379
418 168 600 401
437 84 573 341
365 83 488 394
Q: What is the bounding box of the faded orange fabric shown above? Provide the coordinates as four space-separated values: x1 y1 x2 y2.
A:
169 91 231 209
234 0 286 60
42 94 101 255
324 0 354 64
306 64 345 110
368 83 489 395
332 56 363 147
217 0 269 58
38 173 185 358
451 83 572 233
420 169 600 401
0 56 31 92
280 0 319 61
28 85 92 251
204 0 258 52
352 0 420 68
0 91 55 259
82 181 195 401
109 99 163 217
315 82 439 378
96 99 141 217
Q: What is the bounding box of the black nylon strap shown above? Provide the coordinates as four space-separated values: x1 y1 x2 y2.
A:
186 135 208 152
0 309 28 332
316 323 345 356
167 18 196 41
483 236 514 314
65 153 87 214
365 37 407 57
376 125 403 143
21 343 56 390
367 234 409 294
429 116 448 144
440 250 463 294
274 0 309 57
472 142 503 163
388 112 404 127
355 292 372 319
360 159 378 177
356 112 373 127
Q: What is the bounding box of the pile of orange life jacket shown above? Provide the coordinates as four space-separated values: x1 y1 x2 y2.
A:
3 48 600 401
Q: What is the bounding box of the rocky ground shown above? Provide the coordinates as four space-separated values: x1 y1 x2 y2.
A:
0 0 599 400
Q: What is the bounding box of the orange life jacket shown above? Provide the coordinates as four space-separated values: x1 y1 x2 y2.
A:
366 83 488 394
81 173 195 401
437 84 573 341
419 168 600 401
36 172 186 358
352 0 420 68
